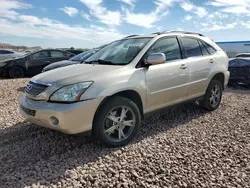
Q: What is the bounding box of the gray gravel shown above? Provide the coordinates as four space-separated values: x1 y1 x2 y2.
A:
0 78 250 188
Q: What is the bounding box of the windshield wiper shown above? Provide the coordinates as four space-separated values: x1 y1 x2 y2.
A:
85 59 116 65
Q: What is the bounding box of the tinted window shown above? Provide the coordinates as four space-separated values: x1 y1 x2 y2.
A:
199 41 209 56
148 37 182 62
201 41 216 55
0 50 13 54
51 51 65 58
32 51 49 59
181 38 202 58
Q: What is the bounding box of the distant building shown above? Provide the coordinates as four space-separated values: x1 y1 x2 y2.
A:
216 41 250 58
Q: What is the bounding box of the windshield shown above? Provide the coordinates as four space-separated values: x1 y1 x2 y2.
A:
86 38 151 65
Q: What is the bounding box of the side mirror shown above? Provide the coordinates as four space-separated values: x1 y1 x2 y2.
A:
146 53 166 66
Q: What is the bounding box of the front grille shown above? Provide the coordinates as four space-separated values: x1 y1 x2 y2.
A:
25 81 49 96
21 105 36 116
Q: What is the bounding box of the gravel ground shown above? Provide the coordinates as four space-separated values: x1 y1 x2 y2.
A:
0 78 250 188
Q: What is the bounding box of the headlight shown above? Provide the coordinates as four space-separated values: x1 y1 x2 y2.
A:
50 82 93 102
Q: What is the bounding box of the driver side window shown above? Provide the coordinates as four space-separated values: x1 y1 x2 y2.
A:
147 37 182 62
32 51 50 60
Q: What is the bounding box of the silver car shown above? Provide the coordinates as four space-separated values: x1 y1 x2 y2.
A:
20 31 230 147
0 49 24 61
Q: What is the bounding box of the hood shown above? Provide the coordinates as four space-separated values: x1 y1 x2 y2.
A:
43 60 79 71
32 64 127 86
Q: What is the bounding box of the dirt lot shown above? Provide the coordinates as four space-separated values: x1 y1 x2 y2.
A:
0 78 250 188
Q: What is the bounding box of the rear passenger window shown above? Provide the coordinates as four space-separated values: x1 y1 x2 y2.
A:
199 41 209 56
181 38 202 58
201 41 217 55
51 51 65 58
148 37 182 62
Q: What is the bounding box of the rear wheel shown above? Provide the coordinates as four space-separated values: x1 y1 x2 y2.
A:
93 96 141 147
8 66 25 78
200 80 223 111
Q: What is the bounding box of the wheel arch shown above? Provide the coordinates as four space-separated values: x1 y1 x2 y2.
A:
8 65 26 77
92 90 144 132
210 72 225 90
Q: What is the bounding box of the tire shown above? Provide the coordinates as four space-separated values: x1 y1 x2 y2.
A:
93 96 141 147
200 80 223 111
8 66 25 78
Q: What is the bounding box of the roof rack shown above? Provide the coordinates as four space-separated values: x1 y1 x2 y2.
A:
152 32 161 35
154 30 204 36
123 35 139 38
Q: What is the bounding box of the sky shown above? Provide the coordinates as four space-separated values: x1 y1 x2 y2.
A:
0 0 250 48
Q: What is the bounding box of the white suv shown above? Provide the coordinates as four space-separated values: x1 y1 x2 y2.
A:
20 31 230 147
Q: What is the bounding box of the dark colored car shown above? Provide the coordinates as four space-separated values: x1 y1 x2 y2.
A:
66 49 84 55
43 46 107 72
235 53 250 58
0 49 74 78
228 58 250 85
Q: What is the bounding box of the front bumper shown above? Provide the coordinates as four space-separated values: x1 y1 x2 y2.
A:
19 95 103 134
0 66 8 76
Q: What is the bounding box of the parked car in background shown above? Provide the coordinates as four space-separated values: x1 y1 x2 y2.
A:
0 49 25 61
43 46 106 72
0 49 74 78
23 50 33 54
20 31 229 147
228 58 250 86
235 53 250 58
66 49 84 55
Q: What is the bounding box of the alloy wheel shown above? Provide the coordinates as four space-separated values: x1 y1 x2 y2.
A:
209 84 221 107
104 106 136 142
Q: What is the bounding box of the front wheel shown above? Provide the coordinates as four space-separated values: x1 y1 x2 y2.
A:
200 80 223 111
93 96 141 147
8 66 25 78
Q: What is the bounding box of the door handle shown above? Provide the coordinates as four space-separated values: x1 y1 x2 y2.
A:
209 59 214 64
44 61 51 63
180 64 187 69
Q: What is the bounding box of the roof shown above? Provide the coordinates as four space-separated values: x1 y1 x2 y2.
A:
153 30 204 36
124 31 206 39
